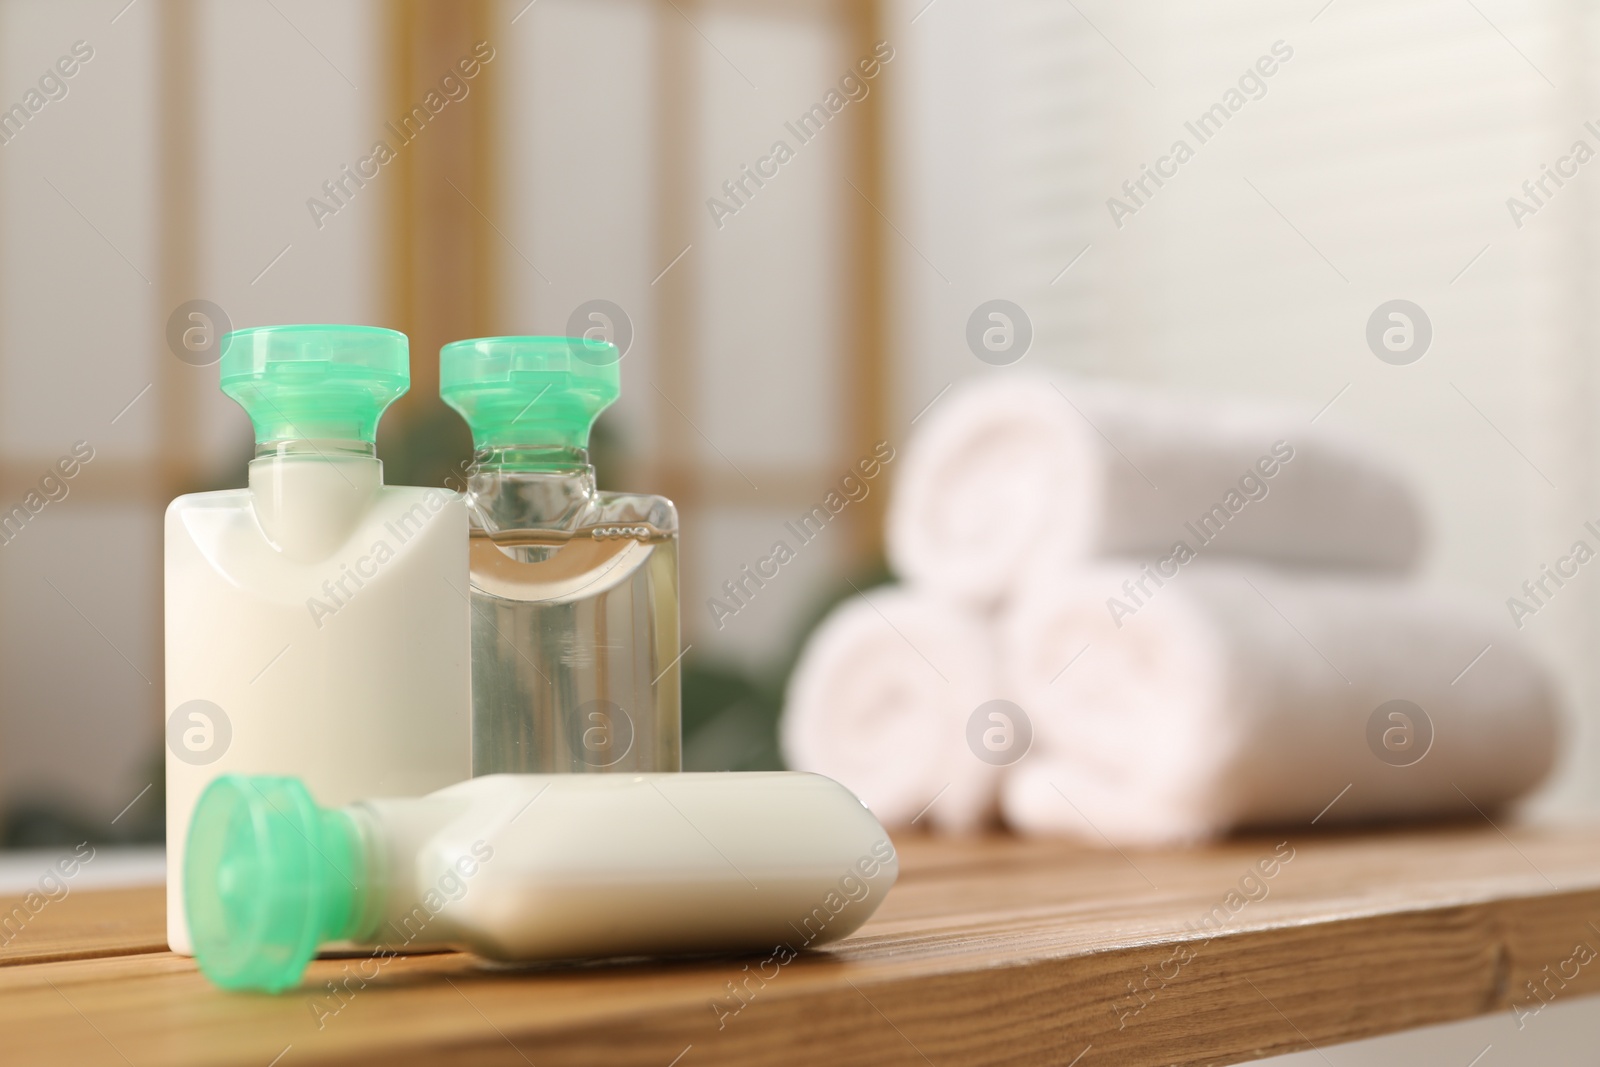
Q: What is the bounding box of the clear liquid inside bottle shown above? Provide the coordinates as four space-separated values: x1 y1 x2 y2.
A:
466 457 682 773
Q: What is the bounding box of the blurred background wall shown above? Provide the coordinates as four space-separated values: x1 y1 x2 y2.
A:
0 0 1597 839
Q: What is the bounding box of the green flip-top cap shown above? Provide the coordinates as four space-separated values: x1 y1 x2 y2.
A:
220 325 409 444
185 775 368 993
439 336 620 452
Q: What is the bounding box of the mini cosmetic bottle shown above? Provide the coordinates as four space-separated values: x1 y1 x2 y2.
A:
165 325 471 954
186 771 898 991
440 336 681 775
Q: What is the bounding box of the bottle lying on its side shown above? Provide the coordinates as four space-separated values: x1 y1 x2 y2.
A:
185 771 899 992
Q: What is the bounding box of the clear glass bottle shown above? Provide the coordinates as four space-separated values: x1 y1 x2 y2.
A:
440 336 681 774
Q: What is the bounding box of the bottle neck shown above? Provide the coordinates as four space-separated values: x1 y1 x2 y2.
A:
472 444 591 474
330 806 386 944
319 806 383 944
247 440 382 561
466 447 596 532
254 439 377 461
344 795 470 950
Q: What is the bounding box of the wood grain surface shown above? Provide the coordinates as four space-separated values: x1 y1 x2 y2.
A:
4 823 1600 1066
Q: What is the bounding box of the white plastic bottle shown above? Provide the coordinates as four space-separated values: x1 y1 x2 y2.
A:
164 325 471 954
184 771 899 992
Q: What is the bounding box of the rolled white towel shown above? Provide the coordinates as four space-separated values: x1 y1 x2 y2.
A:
781 586 1001 833
887 373 1427 607
998 565 1560 845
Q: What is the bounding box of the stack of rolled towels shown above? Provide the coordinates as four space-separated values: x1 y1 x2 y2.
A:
781 374 1560 844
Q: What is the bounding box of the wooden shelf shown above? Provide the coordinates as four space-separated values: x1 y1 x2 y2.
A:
5 823 1599 1066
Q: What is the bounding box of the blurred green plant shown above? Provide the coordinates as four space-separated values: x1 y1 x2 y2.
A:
681 555 893 773
3 750 164 848
377 405 474 491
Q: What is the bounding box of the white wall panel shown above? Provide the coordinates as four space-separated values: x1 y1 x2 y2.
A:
693 8 846 472
499 0 660 458
0 0 157 460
